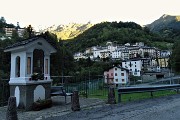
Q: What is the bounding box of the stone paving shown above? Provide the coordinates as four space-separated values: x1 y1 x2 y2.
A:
43 94 180 120
0 96 106 120
2 94 180 120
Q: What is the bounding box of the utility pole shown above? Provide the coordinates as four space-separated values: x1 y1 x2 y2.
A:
61 41 64 85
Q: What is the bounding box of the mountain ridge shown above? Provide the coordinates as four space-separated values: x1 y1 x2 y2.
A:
41 22 93 40
40 14 180 41
147 14 180 32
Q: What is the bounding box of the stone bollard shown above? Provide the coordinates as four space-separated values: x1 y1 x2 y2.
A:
107 87 116 104
71 90 81 111
6 96 18 120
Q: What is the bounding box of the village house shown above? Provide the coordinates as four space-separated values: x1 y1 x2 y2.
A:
140 58 153 68
160 50 171 58
121 48 130 60
4 22 25 38
129 47 140 59
74 52 87 60
104 66 129 87
111 49 122 60
157 57 169 68
4 27 16 37
73 42 171 65
147 66 161 72
122 59 142 76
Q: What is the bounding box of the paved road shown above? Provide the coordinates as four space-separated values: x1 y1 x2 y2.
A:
44 94 180 120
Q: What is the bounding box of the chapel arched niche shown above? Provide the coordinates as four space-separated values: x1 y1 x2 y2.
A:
16 56 20 77
33 49 44 75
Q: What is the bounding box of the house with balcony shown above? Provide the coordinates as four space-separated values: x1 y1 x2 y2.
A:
122 59 142 76
104 66 129 87
112 50 122 60
139 46 158 58
158 57 169 68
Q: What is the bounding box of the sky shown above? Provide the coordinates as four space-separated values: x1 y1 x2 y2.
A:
0 0 180 30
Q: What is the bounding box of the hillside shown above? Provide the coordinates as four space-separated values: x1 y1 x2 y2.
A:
147 14 180 32
66 21 174 53
42 22 93 40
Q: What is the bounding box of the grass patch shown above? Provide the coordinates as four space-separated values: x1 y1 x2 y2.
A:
88 89 177 103
121 90 177 102
88 89 108 100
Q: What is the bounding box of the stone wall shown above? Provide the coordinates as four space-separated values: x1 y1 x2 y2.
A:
142 74 157 82
10 83 51 111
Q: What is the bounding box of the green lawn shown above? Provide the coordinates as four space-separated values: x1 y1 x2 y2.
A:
88 89 177 103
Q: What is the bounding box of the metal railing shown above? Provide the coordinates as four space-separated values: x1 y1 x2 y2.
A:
51 75 108 98
118 84 180 103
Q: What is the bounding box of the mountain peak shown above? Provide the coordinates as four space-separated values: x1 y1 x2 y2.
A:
162 14 169 18
176 16 180 21
42 22 94 40
147 14 180 32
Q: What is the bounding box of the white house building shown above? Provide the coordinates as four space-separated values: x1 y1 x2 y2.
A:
160 50 171 58
139 46 157 58
74 42 165 61
93 47 110 59
122 59 142 76
4 27 16 37
112 50 122 59
74 52 87 60
104 66 129 87
121 48 130 60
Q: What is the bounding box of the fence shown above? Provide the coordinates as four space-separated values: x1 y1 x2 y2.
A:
0 76 108 106
0 79 10 106
51 75 109 98
150 76 180 85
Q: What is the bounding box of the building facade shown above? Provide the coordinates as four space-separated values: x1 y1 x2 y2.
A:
122 59 142 76
104 66 129 87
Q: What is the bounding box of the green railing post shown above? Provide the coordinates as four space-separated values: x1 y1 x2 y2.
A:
118 93 121 103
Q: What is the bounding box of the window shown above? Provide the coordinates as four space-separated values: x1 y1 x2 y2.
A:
121 73 124 76
33 49 44 74
116 79 118 82
16 56 20 77
45 59 48 74
107 74 109 77
27 57 31 74
115 73 117 76
122 79 125 82
115 68 117 70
